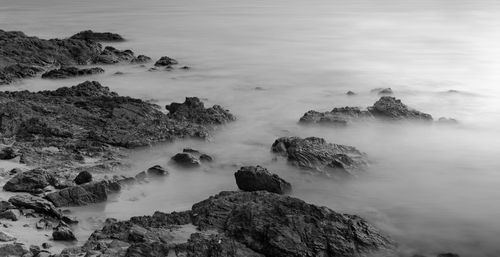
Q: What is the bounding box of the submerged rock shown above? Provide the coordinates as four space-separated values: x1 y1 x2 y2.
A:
3 168 57 193
271 136 367 176
166 97 235 125
346 90 356 95
234 165 291 194
170 153 200 168
70 30 125 42
41 66 104 79
154 56 178 66
80 191 394 257
131 55 152 64
371 87 393 95
74 171 92 185
146 165 168 177
299 107 372 126
368 96 433 121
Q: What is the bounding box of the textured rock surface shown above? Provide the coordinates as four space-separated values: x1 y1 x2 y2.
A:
154 56 178 66
299 107 372 126
41 66 104 79
74 171 92 185
166 97 235 125
45 180 120 207
271 137 367 176
3 168 57 193
0 243 29 257
53 222 76 241
77 191 394 257
70 30 125 42
234 165 291 194
170 153 201 168
368 96 433 121
8 194 63 219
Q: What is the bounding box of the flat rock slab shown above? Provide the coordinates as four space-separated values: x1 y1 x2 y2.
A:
70 30 125 42
41 66 104 79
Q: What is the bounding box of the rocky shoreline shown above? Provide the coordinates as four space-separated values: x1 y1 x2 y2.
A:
0 29 459 257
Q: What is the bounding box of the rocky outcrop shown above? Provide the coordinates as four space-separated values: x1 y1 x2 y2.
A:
78 191 394 257
70 30 125 42
8 194 63 219
41 66 104 79
0 81 232 170
271 137 367 176
93 46 143 64
234 165 291 194
131 55 152 64
368 96 433 121
166 97 235 125
299 96 432 126
154 56 178 67
146 165 168 177
45 180 120 207
0 243 29 257
53 222 76 241
170 153 201 168
3 168 57 193
74 171 92 185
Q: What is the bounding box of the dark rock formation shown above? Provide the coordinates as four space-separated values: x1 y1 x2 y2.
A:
146 165 168 177
299 96 432 126
70 30 125 42
234 165 291 194
93 46 135 64
0 200 15 212
271 137 367 176
78 191 394 257
166 97 235 125
8 194 63 219
0 209 20 221
74 171 92 185
3 169 57 193
131 55 152 64
0 146 19 160
41 66 104 79
154 56 178 67
170 153 200 168
45 180 120 207
0 243 28 257
346 90 356 95
0 30 101 84
368 96 433 121
53 222 76 241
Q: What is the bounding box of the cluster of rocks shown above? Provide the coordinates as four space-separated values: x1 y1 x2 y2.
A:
300 96 434 126
170 148 214 168
41 67 104 79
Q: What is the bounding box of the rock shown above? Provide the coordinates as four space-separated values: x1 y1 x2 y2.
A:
80 191 394 257
154 56 178 66
53 222 76 241
0 200 15 212
41 242 51 249
146 165 168 177
29 245 40 256
36 219 51 230
74 171 92 185
371 87 393 95
8 194 63 219
70 30 124 42
346 90 356 95
235 165 291 194
93 46 135 64
41 67 104 79
0 243 29 257
3 169 57 193
171 153 200 168
131 55 152 64
180 65 191 70
0 231 16 242
135 172 147 181
368 96 433 121
45 180 120 207
437 117 458 124
299 107 372 126
0 30 102 84
166 97 235 125
199 154 213 162
271 137 367 176
0 209 21 221
0 146 19 159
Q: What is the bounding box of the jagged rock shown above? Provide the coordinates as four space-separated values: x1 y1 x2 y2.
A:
271 137 367 176
371 87 393 95
93 46 135 64
45 180 120 207
146 165 168 177
0 209 20 221
166 97 235 125
131 55 152 64
41 66 104 79
0 231 16 242
3 169 57 193
80 191 394 257
170 153 200 168
70 30 124 42
299 107 373 126
74 171 92 185
0 30 102 84
154 56 178 67
53 222 76 241
235 165 291 194
8 194 63 219
0 146 19 159
369 96 433 121
0 243 28 257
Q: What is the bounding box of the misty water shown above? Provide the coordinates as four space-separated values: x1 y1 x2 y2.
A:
1 0 500 256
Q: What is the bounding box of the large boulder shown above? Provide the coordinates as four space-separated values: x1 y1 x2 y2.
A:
271 137 367 177
170 153 200 168
70 30 124 42
368 96 433 121
234 166 291 194
79 191 394 257
8 194 63 219
53 222 76 241
166 97 235 125
45 180 120 207
41 66 104 79
3 168 57 193
74 171 92 185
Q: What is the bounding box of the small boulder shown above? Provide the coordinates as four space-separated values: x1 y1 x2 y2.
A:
0 209 21 221
0 243 28 257
45 180 120 207
3 168 57 193
8 194 63 219
146 165 168 177
235 166 291 194
171 153 200 168
346 90 356 95
0 147 18 160
131 55 152 64
52 222 76 241
154 56 178 66
0 231 16 242
73 171 92 185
